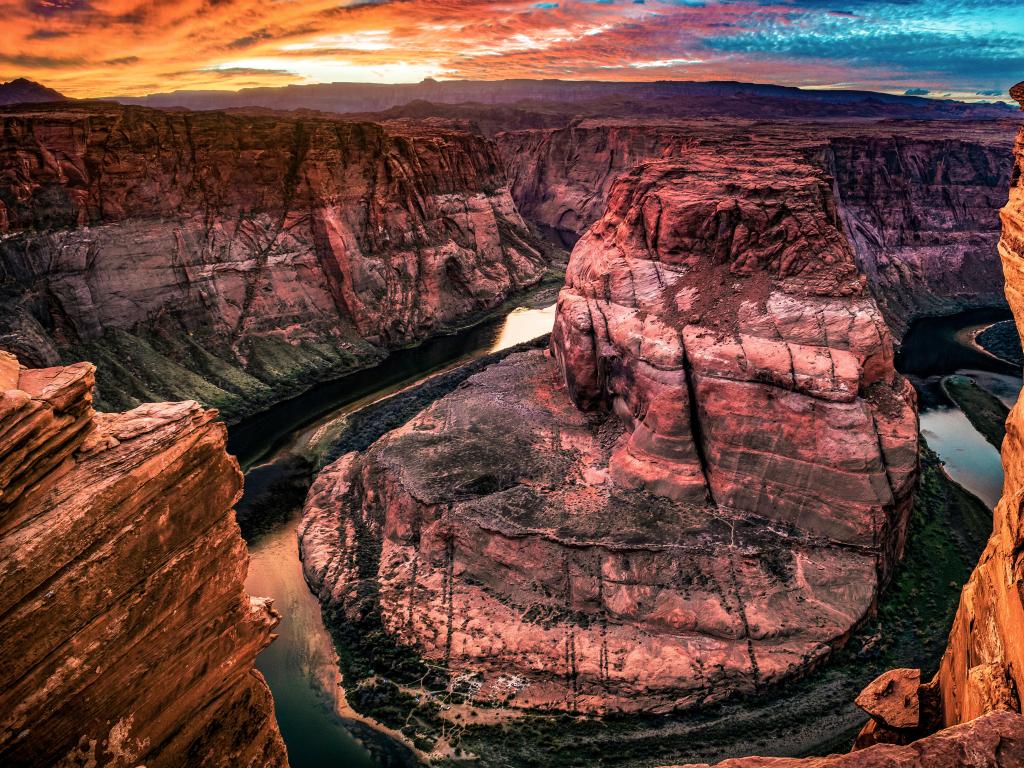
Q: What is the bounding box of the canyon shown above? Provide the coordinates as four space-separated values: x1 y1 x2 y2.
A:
933 81 1024 727
300 130 921 716
666 79 1024 768
498 119 1015 334
1 79 1023 768
0 102 550 421
0 349 287 766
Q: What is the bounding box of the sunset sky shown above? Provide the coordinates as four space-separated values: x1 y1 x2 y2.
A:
1 0 1021 101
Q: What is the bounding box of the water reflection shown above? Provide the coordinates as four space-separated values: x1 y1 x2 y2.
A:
898 308 1022 510
488 304 557 353
241 301 556 768
920 408 1004 508
245 513 379 768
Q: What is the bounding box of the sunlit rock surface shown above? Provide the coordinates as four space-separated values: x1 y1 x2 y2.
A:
934 82 1024 727
0 350 287 767
300 145 917 714
0 103 549 419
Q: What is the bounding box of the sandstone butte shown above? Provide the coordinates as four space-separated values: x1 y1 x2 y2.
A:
300 137 920 713
0 102 550 420
497 119 1014 335
0 348 287 767
661 80 1024 768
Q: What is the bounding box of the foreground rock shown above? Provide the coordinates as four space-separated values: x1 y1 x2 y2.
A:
0 350 287 767
300 147 917 713
498 119 1013 333
0 102 549 420
670 709 1024 767
933 84 1024 727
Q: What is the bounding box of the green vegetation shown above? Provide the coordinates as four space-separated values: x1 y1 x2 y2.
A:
942 374 1010 450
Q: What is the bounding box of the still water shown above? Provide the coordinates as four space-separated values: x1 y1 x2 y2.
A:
241 301 556 768
897 308 1022 508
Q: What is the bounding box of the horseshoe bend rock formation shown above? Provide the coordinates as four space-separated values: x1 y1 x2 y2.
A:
0 350 287 767
498 119 1013 334
0 102 549 420
300 150 918 713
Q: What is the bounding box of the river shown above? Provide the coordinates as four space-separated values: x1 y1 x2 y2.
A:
240 302 556 768
896 308 1022 508
238 303 1021 767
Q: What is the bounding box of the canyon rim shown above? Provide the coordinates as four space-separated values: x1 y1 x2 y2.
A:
1 5 1024 766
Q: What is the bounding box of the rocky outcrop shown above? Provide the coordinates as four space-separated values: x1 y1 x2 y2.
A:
932 85 1024 728
670 709 1024 768
0 103 549 420
627 82 1024 768
0 350 287 767
300 147 917 713
497 119 1013 333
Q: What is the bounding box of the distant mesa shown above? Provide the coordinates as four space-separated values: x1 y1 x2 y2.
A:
103 78 1015 123
0 78 67 106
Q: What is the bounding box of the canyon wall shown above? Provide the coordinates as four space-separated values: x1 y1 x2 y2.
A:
0 103 549 420
932 83 1024 727
300 144 917 714
498 120 1013 334
659 82 1024 768
0 350 286 766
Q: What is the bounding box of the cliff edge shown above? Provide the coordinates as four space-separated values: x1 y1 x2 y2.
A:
0 350 287 767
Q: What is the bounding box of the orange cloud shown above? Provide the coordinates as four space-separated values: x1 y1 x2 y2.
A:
0 0 1015 99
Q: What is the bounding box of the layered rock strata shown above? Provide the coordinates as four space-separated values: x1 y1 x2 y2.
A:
301 149 918 713
932 83 1024 727
646 81 1024 768
0 103 549 419
0 349 287 767
498 119 1013 333
672 709 1024 768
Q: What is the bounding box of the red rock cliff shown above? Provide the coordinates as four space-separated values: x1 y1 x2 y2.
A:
933 83 1024 727
0 349 287 767
0 103 549 420
299 144 917 715
498 119 1013 333
650 82 1024 768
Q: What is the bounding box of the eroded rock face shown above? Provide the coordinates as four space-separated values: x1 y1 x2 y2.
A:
641 82 1024 768
498 119 1013 333
669 709 1024 768
934 86 1024 728
0 350 287 767
300 149 917 713
0 103 548 419
551 154 917 563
